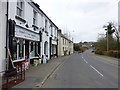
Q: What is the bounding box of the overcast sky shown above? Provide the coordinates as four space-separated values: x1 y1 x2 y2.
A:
34 0 119 43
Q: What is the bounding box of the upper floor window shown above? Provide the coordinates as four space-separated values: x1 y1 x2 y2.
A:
17 0 24 17
54 28 57 37
63 39 64 45
51 24 53 35
45 19 47 31
33 10 37 25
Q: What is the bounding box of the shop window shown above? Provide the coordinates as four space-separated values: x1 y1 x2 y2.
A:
52 45 54 55
44 41 48 55
31 42 33 51
19 39 24 59
30 42 35 57
12 38 17 60
54 45 56 54
38 42 41 55
35 42 38 56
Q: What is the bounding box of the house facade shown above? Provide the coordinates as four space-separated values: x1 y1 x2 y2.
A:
0 0 74 78
58 30 73 56
0 0 8 76
0 0 58 72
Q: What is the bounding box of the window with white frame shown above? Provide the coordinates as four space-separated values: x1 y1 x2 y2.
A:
51 24 53 35
17 0 24 17
45 19 47 31
54 28 56 37
33 10 37 25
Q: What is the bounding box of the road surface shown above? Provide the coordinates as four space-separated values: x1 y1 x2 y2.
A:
42 50 118 88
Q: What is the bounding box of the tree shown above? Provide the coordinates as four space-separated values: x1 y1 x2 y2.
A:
111 22 120 50
74 43 81 51
94 37 107 51
103 23 115 36
103 22 115 51
95 22 120 51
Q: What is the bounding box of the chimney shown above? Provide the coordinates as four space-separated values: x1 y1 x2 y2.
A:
58 29 62 34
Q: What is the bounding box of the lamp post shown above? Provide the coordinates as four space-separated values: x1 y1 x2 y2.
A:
107 30 109 51
105 29 109 51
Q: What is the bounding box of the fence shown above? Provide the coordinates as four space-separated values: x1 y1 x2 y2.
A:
1 63 25 89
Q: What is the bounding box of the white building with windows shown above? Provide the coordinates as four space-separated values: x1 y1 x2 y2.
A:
0 0 58 72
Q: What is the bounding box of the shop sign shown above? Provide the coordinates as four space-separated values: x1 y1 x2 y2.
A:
15 26 40 41
52 40 57 45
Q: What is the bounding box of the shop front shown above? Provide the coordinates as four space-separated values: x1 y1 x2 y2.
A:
9 24 41 69
51 40 57 59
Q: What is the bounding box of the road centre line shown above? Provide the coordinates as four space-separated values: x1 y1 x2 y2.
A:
84 59 88 63
82 56 88 64
82 55 104 77
90 65 104 77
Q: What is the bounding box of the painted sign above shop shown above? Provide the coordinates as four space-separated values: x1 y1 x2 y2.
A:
52 40 57 45
15 26 40 41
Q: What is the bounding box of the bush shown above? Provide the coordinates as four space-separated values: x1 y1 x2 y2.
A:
95 50 120 58
95 50 104 55
80 47 88 52
108 50 120 58
103 51 109 56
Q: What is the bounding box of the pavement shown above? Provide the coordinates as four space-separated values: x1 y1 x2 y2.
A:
12 55 71 88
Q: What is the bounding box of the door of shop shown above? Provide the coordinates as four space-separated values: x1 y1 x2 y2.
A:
25 40 29 58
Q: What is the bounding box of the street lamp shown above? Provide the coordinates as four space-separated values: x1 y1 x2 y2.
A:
105 29 109 51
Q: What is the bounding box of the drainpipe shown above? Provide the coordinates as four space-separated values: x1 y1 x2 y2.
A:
6 0 9 70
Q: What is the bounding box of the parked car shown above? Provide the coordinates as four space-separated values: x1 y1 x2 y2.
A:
91 50 94 53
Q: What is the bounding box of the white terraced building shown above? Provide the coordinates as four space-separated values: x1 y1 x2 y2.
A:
0 0 8 76
0 0 58 74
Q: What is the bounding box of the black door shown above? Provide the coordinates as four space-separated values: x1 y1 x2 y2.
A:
25 40 29 58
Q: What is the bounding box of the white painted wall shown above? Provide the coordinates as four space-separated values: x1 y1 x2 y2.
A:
0 0 7 77
0 0 2 76
118 1 120 32
42 17 50 59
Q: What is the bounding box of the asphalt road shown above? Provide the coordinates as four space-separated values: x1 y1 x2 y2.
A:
42 50 118 88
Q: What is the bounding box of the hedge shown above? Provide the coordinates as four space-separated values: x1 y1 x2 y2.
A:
95 50 120 58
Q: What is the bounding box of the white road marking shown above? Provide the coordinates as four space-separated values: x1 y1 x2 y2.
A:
82 56 88 64
90 65 104 77
84 59 88 64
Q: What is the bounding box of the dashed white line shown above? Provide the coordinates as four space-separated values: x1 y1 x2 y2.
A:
82 55 104 77
82 56 88 64
84 59 88 64
90 65 104 77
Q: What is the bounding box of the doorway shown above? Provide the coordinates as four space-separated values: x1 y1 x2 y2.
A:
25 40 29 59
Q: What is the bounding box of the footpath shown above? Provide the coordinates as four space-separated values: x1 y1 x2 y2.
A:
11 55 71 88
